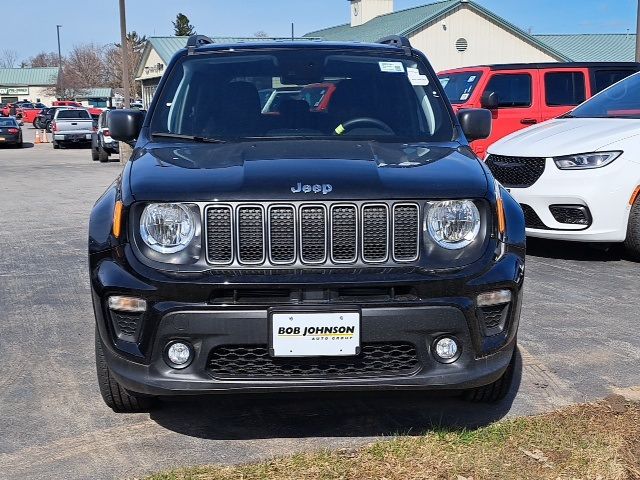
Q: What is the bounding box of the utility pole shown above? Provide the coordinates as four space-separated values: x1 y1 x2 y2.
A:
636 0 640 62
118 0 133 165
56 25 62 98
118 0 131 108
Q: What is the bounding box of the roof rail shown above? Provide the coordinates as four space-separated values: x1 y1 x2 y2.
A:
377 35 412 48
377 35 413 55
187 34 214 54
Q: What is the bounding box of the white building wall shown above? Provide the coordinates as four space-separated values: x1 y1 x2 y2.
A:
409 6 559 72
350 0 394 26
137 48 167 81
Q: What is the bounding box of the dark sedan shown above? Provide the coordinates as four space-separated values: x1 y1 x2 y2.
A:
0 117 23 147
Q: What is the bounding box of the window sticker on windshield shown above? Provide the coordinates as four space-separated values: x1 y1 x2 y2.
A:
467 75 476 82
460 93 470 101
407 67 429 86
379 61 405 73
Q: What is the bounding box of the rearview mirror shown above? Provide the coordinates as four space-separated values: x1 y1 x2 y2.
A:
458 108 492 142
108 109 145 145
480 91 499 110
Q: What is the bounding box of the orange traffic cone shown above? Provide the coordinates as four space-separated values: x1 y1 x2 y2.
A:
34 130 42 144
41 129 49 143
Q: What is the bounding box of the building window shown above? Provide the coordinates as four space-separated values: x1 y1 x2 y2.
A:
545 72 586 106
484 73 532 108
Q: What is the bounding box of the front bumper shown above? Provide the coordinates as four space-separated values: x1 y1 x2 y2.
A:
91 246 524 396
506 158 638 242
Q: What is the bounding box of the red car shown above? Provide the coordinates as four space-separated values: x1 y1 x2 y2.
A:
53 100 104 119
1 103 24 118
438 62 640 157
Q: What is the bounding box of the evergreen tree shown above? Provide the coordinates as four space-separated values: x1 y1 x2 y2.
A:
173 13 195 36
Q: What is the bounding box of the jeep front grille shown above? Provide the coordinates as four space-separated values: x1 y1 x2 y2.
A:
205 202 420 267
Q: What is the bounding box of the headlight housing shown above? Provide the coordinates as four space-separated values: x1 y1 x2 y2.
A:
140 203 196 254
427 200 481 250
554 151 621 170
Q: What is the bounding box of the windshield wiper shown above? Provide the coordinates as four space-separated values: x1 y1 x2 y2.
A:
151 132 226 143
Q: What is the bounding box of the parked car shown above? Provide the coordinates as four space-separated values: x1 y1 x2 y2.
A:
438 62 640 157
34 107 59 130
0 117 23 147
51 108 94 149
91 110 119 162
486 71 640 259
261 87 301 113
1 103 23 118
91 34 526 412
20 104 44 125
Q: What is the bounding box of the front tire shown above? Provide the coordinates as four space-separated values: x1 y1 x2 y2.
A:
463 346 516 403
624 196 640 261
95 327 156 412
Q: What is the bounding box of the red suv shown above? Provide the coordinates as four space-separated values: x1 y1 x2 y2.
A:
438 62 640 157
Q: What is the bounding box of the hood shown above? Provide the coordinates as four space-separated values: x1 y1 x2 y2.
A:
128 140 488 202
489 118 640 157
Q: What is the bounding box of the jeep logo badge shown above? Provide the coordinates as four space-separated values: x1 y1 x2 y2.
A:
291 182 333 195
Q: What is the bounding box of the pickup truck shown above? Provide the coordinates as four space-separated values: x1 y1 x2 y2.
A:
51 108 94 149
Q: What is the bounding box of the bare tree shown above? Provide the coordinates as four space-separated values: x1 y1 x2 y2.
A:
104 32 146 97
64 43 108 88
27 52 60 67
0 49 18 68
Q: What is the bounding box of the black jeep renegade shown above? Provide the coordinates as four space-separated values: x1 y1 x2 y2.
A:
89 35 525 412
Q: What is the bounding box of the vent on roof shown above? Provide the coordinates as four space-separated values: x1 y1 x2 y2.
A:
455 38 468 52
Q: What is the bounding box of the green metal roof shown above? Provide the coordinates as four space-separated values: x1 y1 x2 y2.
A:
305 0 568 61
305 0 459 42
0 67 58 86
147 37 189 64
534 34 637 62
77 88 113 98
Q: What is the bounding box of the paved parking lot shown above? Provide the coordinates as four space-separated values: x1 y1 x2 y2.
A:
1 127 638 479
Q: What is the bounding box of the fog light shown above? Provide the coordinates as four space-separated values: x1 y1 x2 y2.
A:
434 337 459 362
166 341 193 368
108 296 147 313
477 289 511 307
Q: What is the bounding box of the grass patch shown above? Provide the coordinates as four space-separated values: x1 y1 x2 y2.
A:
143 399 639 480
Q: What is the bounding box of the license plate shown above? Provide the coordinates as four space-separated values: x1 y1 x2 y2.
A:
271 311 360 357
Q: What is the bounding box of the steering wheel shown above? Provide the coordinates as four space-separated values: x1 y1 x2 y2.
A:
335 117 394 135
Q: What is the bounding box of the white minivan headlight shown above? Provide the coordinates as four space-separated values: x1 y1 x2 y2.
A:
140 203 196 254
427 200 481 249
554 151 621 170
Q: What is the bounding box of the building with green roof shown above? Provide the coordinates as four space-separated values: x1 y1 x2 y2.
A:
305 0 637 71
0 67 59 104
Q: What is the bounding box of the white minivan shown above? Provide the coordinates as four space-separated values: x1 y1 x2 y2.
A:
486 72 640 259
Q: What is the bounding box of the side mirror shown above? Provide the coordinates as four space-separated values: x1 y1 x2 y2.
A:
480 91 499 110
458 108 492 142
108 109 144 144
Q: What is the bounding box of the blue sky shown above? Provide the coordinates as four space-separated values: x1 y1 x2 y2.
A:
1 0 638 62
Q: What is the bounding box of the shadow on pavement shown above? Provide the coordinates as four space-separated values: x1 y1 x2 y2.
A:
526 237 627 262
149 349 523 440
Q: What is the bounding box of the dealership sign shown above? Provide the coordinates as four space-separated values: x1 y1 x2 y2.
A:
0 87 29 95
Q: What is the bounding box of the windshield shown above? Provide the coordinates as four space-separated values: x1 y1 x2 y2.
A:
438 71 482 104
150 49 454 143
57 109 91 119
570 72 640 119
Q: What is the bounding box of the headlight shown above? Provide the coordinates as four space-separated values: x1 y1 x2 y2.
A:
427 200 481 249
140 203 196 254
554 151 621 170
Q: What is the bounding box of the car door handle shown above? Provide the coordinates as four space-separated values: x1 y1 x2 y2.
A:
520 118 537 125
